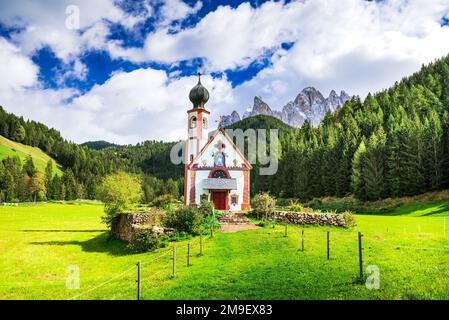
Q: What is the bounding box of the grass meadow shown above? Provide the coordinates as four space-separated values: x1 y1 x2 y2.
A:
0 201 448 300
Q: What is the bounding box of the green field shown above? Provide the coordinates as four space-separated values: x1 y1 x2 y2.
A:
0 202 448 300
0 135 62 176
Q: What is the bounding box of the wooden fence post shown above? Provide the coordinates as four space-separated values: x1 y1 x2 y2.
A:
301 229 304 252
172 247 176 278
358 232 363 283
187 242 191 267
200 234 203 256
284 224 288 237
326 231 330 260
136 261 141 300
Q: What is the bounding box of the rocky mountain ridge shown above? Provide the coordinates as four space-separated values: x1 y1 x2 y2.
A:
220 87 350 127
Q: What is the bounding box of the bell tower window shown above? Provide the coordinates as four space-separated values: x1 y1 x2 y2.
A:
202 118 208 129
190 116 197 128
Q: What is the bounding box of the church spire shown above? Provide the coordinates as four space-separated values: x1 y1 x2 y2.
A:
189 64 209 109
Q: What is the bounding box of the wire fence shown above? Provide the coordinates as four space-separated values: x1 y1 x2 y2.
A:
66 217 448 300
66 233 210 300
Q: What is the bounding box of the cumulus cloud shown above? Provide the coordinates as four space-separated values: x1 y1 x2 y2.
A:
0 38 38 91
159 0 203 25
2 0 449 144
111 1 303 70
0 0 149 62
0 37 233 144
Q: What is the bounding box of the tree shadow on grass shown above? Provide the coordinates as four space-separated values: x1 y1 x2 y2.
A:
385 202 449 217
29 232 135 256
21 229 106 232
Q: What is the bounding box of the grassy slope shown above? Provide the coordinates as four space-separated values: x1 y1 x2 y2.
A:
0 135 62 176
0 202 448 300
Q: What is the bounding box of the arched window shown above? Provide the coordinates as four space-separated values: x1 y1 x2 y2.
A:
202 118 208 129
212 170 227 179
190 116 197 128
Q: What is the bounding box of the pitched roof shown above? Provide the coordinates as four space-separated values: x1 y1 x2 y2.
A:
188 128 253 170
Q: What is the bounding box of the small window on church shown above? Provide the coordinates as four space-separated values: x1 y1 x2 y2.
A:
190 116 197 128
231 194 238 205
190 155 194 162
202 118 208 129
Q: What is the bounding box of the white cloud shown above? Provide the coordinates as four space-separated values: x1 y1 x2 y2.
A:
0 38 38 91
0 0 150 62
159 0 203 25
2 0 449 144
0 40 233 144
111 1 303 70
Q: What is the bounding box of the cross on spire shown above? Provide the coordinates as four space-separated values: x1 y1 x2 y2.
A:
198 63 202 82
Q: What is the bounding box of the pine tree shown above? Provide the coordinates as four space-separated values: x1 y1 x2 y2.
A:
351 139 367 200
23 156 36 178
364 128 387 200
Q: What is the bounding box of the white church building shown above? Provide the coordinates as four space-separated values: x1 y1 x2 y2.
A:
184 72 252 211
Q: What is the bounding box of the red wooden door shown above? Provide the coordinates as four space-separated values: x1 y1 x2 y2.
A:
212 191 226 210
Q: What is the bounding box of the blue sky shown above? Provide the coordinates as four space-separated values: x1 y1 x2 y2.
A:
0 0 449 144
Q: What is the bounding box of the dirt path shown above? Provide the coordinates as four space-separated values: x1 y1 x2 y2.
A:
220 223 261 233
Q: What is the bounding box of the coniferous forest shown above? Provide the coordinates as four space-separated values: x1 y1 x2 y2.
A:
1 54 449 203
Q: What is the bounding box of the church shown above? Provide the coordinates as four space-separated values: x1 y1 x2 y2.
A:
184 72 252 211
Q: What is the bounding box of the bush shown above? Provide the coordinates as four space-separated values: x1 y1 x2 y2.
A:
152 194 174 208
169 231 192 242
288 200 304 212
164 206 206 235
276 198 294 207
198 200 214 216
342 211 356 227
132 232 168 252
252 192 276 216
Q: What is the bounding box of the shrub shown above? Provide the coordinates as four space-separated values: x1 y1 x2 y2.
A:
342 211 356 227
288 200 304 212
132 232 168 252
276 198 294 207
307 198 323 209
198 200 214 216
163 206 206 235
152 194 174 208
169 231 192 242
252 192 276 216
97 172 143 227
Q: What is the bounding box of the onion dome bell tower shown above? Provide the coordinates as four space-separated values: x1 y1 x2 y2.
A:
186 68 211 165
189 72 209 109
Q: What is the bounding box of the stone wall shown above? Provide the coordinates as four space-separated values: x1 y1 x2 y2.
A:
255 211 348 227
111 213 172 243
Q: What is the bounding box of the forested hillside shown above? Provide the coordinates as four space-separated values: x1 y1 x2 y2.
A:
0 106 181 202
267 54 449 201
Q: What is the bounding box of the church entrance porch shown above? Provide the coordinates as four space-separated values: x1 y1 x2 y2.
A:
211 191 228 210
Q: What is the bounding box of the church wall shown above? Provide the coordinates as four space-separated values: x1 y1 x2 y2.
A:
228 170 244 211
195 170 211 204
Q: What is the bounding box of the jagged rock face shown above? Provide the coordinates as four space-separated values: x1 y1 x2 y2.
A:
219 110 241 127
221 87 350 128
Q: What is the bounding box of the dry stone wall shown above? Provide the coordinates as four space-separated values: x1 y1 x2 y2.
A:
111 213 173 243
255 211 348 227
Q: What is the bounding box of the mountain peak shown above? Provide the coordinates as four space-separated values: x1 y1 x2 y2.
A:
222 86 351 128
